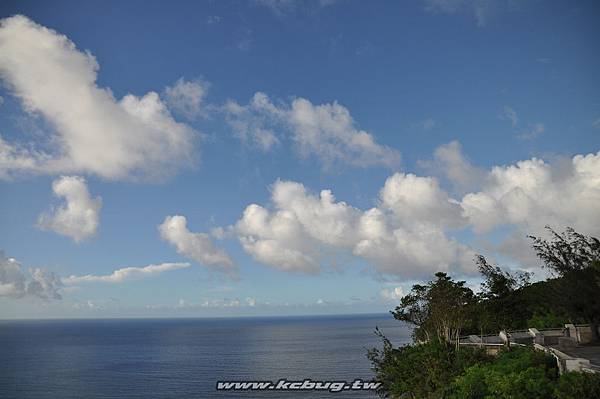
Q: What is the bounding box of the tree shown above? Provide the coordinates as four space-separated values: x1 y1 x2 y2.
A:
392 272 476 346
529 227 600 342
529 227 600 275
391 283 431 342
475 255 531 332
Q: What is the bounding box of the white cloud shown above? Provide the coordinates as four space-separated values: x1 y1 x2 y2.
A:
517 123 544 140
224 93 281 152
460 151 600 238
380 286 404 302
233 178 474 278
593 118 600 129
208 147 600 279
380 172 466 229
420 141 485 192
0 15 197 181
287 97 401 169
159 215 237 277
224 92 401 169
0 252 25 297
26 268 64 299
38 176 102 242
0 251 62 300
165 78 209 120
62 262 190 284
499 106 544 141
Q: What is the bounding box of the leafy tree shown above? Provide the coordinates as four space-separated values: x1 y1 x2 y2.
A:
529 227 600 275
475 255 531 332
369 227 600 398
391 272 476 346
392 283 431 342
529 227 600 341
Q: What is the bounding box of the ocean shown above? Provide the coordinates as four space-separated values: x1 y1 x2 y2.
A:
0 314 411 398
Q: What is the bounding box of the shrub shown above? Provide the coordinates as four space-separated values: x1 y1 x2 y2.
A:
449 347 558 399
554 372 600 399
368 333 490 398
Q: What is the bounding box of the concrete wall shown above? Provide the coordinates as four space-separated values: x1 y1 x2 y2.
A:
565 323 600 344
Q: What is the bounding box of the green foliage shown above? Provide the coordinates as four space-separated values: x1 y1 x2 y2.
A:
391 272 476 345
554 372 600 399
529 227 600 275
528 311 570 329
369 227 600 398
449 347 558 399
367 336 490 398
529 228 600 341
367 341 583 399
474 255 531 332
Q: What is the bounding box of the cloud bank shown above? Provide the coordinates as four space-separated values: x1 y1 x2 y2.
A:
196 146 600 279
0 251 62 300
233 177 474 277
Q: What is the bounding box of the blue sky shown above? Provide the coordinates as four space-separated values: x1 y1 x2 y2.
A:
0 0 599 318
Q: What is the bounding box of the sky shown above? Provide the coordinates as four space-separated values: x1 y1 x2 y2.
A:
0 0 599 318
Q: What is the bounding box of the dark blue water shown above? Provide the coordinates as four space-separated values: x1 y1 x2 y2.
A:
0 314 411 398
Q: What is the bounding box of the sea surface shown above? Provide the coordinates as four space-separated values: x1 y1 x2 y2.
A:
0 314 411 398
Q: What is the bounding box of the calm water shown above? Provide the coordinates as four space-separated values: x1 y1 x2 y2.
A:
0 314 411 398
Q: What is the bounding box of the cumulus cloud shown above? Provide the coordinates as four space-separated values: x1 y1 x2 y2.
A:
38 176 102 242
0 15 197 181
165 78 209 119
201 146 600 279
224 92 281 151
380 172 465 229
460 150 600 236
159 215 237 277
380 286 405 302
62 262 190 285
0 251 62 300
419 140 485 192
287 97 401 169
233 178 474 278
224 92 401 169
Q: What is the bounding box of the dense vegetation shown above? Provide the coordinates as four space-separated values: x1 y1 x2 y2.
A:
369 227 600 398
